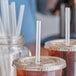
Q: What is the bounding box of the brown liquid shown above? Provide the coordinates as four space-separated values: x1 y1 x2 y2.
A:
49 50 76 76
16 68 62 76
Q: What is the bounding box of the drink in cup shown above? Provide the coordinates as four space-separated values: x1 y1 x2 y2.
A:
13 56 66 76
45 39 76 76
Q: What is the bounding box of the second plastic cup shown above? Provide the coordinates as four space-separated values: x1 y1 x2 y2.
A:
45 39 76 76
13 56 66 76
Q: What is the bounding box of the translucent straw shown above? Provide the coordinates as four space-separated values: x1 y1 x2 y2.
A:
36 20 41 64
4 53 9 76
1 0 10 35
10 2 16 36
60 3 65 37
65 7 70 46
1 0 7 33
5 0 10 35
17 5 25 36
0 17 4 35
0 51 6 76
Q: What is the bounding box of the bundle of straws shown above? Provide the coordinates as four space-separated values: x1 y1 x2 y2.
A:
0 0 25 76
0 0 25 36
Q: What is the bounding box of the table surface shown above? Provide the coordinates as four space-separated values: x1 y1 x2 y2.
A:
25 42 49 56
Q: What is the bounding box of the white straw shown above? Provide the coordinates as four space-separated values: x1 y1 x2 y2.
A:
36 20 41 64
1 0 10 35
0 52 6 76
4 54 9 76
17 5 25 35
0 17 4 35
10 2 17 36
1 0 7 33
65 7 70 46
60 3 65 37
5 0 10 35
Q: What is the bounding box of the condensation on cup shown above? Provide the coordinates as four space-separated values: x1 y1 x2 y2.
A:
45 39 76 76
13 56 66 76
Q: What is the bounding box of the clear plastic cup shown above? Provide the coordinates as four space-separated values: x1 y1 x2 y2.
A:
45 39 76 76
13 56 66 76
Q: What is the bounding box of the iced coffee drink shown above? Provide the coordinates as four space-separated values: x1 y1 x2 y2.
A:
45 39 76 76
13 56 66 76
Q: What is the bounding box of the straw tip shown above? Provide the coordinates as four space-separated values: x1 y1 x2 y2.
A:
36 20 41 24
65 7 70 11
21 4 25 8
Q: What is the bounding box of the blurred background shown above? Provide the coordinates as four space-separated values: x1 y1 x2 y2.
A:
11 0 76 44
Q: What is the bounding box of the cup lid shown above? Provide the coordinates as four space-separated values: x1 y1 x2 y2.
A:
45 39 76 51
13 56 66 71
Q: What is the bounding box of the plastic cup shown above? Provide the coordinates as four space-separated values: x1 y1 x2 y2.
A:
45 39 76 76
13 56 66 76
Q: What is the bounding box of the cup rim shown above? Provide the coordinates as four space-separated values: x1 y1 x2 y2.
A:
44 39 76 51
13 56 66 71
